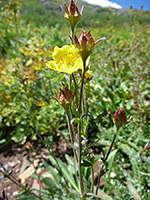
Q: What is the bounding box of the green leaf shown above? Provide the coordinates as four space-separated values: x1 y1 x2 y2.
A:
16 197 35 200
65 154 74 167
126 99 134 109
120 81 128 91
44 162 60 185
141 90 149 97
42 177 57 189
127 181 141 200
106 149 118 177
16 195 36 200
87 190 113 200
69 189 80 196
49 155 57 166
70 117 81 125
49 155 80 193
0 139 6 144
81 160 92 167
57 159 80 193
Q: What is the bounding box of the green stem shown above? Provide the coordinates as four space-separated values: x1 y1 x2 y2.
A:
79 60 86 113
95 165 104 195
91 163 94 193
86 151 94 193
70 106 77 142
68 27 74 89
96 128 118 195
71 27 74 43
78 123 84 194
83 85 87 115
69 74 72 90
72 73 78 109
78 59 86 195
104 128 118 163
66 108 78 162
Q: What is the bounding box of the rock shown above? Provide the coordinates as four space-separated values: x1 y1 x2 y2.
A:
18 159 39 184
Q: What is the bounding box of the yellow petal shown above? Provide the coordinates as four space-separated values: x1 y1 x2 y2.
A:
46 45 83 74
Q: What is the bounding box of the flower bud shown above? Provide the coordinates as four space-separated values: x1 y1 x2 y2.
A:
84 70 93 81
110 108 131 131
25 142 32 150
61 0 84 29
54 84 74 110
74 29 106 62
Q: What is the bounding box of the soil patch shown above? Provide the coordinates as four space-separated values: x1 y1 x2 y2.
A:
0 135 72 199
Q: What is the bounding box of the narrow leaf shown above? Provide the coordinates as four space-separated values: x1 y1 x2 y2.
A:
42 177 57 189
44 162 60 185
81 160 92 167
106 149 118 177
57 159 80 193
127 181 141 200
87 190 113 200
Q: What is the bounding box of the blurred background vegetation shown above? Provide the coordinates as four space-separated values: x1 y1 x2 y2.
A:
0 0 150 199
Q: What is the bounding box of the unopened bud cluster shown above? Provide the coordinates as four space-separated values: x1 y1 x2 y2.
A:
62 1 105 63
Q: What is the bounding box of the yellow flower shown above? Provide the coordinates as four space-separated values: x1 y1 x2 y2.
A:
46 45 83 74
85 70 93 81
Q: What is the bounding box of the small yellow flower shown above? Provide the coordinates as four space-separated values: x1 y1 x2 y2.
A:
46 45 83 74
85 70 93 81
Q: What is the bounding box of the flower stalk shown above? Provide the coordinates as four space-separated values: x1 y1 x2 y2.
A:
66 107 78 162
46 0 107 197
77 59 87 195
96 108 130 195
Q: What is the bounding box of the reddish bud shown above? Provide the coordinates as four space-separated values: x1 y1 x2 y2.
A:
61 0 84 29
37 179 42 184
59 86 74 106
110 108 131 131
74 29 106 62
54 84 74 110
25 142 32 150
